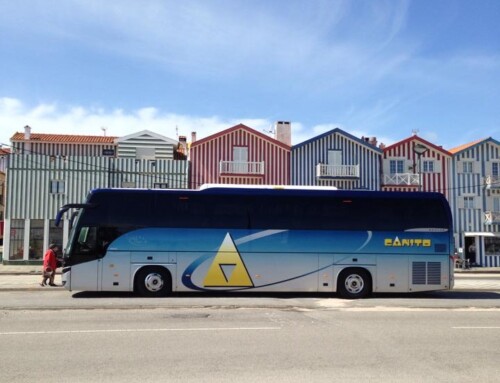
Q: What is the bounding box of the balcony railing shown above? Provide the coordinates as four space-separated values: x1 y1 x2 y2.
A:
484 211 500 225
485 175 500 189
316 164 359 178
219 161 264 175
383 173 421 186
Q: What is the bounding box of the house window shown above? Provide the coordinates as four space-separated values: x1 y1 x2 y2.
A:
423 160 434 173
49 219 63 253
50 180 65 194
492 163 499 177
9 219 25 260
328 150 342 165
29 219 44 260
389 160 404 174
464 196 475 209
463 162 473 173
494 197 500 213
485 237 500 256
136 147 155 160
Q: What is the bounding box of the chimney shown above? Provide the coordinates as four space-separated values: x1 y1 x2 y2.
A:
191 131 197 143
369 137 377 146
178 136 187 152
274 121 291 146
24 125 31 140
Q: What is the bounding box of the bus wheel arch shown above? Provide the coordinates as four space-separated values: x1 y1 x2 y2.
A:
134 266 172 297
337 267 372 299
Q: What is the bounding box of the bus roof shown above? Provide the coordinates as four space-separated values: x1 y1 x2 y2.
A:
199 183 338 191
86 186 448 202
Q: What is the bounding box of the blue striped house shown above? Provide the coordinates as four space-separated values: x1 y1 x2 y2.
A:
450 138 500 267
291 128 382 190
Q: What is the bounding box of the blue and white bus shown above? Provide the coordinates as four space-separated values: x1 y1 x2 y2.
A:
57 186 454 299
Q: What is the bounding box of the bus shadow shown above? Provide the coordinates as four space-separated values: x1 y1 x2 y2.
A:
71 291 336 299
71 290 500 300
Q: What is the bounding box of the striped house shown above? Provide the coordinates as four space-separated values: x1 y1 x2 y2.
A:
4 127 188 263
291 128 382 190
189 123 291 188
449 138 500 268
381 135 452 199
114 130 188 189
0 147 8 244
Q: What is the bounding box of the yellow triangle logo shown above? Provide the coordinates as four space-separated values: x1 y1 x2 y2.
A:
204 233 254 287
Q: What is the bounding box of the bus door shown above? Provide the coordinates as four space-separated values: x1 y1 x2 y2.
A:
101 250 131 291
70 226 102 291
70 258 101 292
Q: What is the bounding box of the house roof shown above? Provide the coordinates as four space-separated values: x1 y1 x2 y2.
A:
190 123 291 150
292 127 383 153
383 135 452 156
116 129 178 145
11 132 117 144
447 138 500 154
0 147 10 155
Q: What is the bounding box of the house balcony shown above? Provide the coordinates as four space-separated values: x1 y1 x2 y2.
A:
484 211 500 225
382 173 421 186
316 164 359 178
485 175 500 189
219 161 265 175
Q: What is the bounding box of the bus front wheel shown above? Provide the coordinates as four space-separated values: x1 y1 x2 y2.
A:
135 267 172 297
337 268 371 299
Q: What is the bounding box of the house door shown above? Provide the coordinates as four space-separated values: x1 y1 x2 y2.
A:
233 147 248 173
464 236 477 265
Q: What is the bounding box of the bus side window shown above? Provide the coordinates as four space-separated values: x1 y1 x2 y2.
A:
75 226 98 255
97 227 121 255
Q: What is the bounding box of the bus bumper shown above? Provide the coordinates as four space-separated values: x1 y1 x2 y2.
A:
61 267 71 291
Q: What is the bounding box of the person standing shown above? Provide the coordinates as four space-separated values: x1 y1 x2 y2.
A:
467 242 476 266
40 243 59 287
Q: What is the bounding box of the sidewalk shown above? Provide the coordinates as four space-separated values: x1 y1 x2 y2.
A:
0 264 50 275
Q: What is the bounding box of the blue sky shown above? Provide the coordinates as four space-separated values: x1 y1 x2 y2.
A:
0 0 499 149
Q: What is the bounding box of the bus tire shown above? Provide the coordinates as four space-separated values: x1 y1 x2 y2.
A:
135 267 172 297
337 268 372 299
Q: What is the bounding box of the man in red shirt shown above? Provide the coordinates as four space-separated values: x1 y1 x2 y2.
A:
40 243 59 287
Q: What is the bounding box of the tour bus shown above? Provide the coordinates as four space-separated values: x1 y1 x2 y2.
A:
57 186 454 299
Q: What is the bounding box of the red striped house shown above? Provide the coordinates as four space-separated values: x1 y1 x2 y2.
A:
189 123 290 188
381 135 452 199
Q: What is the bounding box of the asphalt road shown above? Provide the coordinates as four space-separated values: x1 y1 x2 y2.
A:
1 277 500 383
1 304 499 382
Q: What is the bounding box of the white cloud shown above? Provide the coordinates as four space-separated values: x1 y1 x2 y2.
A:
0 98 279 147
0 97 23 113
0 98 391 149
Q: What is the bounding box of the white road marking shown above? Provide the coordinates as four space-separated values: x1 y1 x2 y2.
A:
452 327 500 330
0 327 281 336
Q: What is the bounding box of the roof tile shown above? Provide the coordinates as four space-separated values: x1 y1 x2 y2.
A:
10 132 117 144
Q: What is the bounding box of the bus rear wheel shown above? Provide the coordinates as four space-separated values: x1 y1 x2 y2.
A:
338 268 371 299
135 267 172 297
